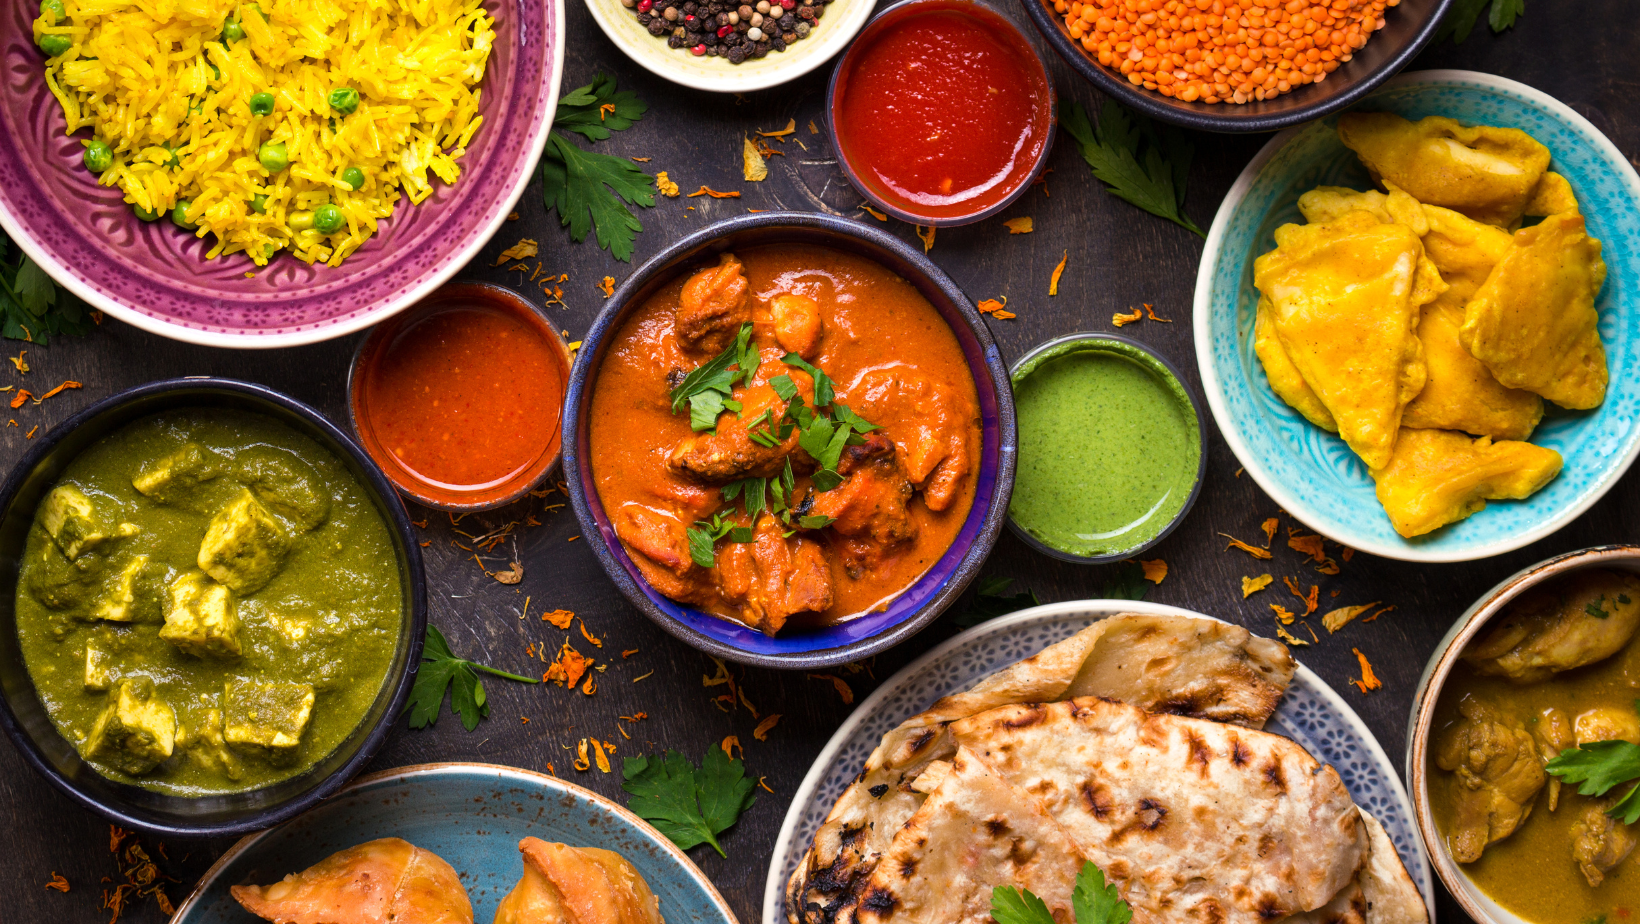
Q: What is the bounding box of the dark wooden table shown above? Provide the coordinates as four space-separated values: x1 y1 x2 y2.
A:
2 4 1632 921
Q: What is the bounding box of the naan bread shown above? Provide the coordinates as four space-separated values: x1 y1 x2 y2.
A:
785 615 1295 924
1356 810 1429 924
951 698 1365 924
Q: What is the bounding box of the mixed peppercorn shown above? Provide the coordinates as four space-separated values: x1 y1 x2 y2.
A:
624 0 832 63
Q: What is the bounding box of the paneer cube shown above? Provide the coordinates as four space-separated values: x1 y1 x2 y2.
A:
224 678 315 759
91 554 149 622
84 643 116 691
175 708 243 781
40 485 138 560
132 442 222 502
198 490 289 594
84 677 175 775
159 572 241 659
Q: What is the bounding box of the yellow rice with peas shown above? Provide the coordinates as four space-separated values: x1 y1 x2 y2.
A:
32 0 495 267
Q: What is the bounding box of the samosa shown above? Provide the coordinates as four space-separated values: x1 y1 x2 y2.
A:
231 838 472 924
493 838 663 924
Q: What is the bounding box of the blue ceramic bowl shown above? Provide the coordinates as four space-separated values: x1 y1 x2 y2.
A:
170 762 740 924
1194 70 1640 562
563 212 1016 668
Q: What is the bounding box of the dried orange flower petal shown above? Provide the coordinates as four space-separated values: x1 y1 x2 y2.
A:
1242 574 1273 597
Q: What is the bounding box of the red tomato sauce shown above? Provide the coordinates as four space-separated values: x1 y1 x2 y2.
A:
832 1 1051 221
351 285 568 507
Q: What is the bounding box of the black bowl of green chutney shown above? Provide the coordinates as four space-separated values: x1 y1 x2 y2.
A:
0 378 425 836
1007 333 1206 563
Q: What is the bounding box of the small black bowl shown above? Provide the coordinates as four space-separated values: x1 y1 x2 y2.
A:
0 378 426 837
1020 0 1454 132
562 212 1017 669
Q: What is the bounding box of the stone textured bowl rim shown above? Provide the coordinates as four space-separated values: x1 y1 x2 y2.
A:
169 761 742 924
1019 0 1451 132
0 3 565 350
562 211 1017 669
0 377 427 836
1192 69 1640 562
1405 544 1640 924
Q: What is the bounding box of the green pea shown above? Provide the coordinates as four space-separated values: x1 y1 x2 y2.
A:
313 203 345 234
164 145 181 168
257 141 287 173
39 0 65 23
82 138 112 173
328 87 360 115
249 91 275 116
37 33 72 57
250 194 268 214
288 210 314 232
133 203 161 222
341 167 365 191
222 18 244 42
171 200 197 230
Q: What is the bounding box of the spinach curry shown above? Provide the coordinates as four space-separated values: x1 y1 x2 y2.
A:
15 409 402 796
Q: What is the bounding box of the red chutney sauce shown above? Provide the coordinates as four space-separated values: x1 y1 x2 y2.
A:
832 0 1052 221
351 284 569 508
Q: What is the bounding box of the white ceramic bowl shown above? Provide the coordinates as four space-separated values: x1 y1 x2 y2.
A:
584 0 872 93
1406 544 1640 924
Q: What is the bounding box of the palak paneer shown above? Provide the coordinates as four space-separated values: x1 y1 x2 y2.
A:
15 409 403 796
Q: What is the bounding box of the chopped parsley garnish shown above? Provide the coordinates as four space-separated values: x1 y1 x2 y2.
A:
669 324 759 432
1587 597 1610 619
992 862 1131 924
781 352 835 405
622 746 757 857
955 576 1042 628
686 511 755 568
1060 99 1203 239
0 229 96 344
407 625 539 732
1546 740 1640 824
539 74 655 262
797 514 836 529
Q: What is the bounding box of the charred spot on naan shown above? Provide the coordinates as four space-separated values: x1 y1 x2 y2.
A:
868 784 889 797
1080 780 1116 819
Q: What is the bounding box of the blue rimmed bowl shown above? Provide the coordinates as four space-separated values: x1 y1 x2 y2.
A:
1194 70 1640 563
563 212 1016 668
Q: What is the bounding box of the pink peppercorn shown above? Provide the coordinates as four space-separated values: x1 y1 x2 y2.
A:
637 0 652 10
692 43 706 54
717 24 732 35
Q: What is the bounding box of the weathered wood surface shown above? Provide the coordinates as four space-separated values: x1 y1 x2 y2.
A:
1 3 1633 921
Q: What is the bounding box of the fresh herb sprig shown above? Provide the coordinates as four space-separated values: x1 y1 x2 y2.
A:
1546 740 1640 824
622 746 758 857
0 229 96 344
539 74 655 262
1060 99 1204 239
992 862 1132 924
669 323 761 432
1437 0 1522 43
955 576 1041 628
407 625 539 732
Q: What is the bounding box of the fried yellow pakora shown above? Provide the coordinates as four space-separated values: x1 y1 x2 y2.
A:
1402 301 1543 440
1524 172 1579 218
1338 113 1551 227
1460 212 1608 410
1297 184 1427 232
1370 428 1562 538
1253 297 1336 431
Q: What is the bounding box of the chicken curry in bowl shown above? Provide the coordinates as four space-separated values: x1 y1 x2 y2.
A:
588 244 982 636
1429 567 1640 922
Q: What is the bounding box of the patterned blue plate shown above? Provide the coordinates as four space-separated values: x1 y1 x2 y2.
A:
762 601 1434 924
171 763 740 924
1193 70 1640 562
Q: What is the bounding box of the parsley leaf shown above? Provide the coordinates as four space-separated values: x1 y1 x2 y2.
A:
1100 561 1151 601
832 403 880 434
553 73 648 141
992 863 1131 924
538 74 654 262
769 374 799 402
723 477 767 519
1546 741 1640 797
797 514 836 529
407 625 538 732
781 353 835 406
955 576 1041 628
686 511 756 567
0 229 95 345
1437 0 1522 42
1587 597 1610 619
669 324 757 432
622 746 757 857
1060 99 1204 239
991 884 1055 924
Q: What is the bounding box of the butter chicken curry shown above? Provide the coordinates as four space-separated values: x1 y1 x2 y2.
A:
589 245 981 635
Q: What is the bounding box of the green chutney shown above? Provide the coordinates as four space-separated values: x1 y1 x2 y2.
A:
14 408 403 797
1009 340 1201 559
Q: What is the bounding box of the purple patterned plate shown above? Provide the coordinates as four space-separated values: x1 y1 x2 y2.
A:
0 1 563 348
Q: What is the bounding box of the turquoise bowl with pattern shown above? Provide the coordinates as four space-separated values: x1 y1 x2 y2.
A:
1193 70 1640 562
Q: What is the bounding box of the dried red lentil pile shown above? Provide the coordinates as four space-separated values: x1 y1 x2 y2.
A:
1052 0 1398 103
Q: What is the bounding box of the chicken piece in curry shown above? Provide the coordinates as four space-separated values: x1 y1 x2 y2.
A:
1430 569 1640 922
589 246 982 635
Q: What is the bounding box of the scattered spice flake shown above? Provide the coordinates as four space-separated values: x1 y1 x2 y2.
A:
632 669 654 682
598 276 614 298
619 714 649 725
631 156 652 163
759 776 776 794
1033 168 1053 197
5 419 14 427
578 619 603 648
521 716 530 724
494 561 524 584
1287 531 1328 563
11 389 31 408
26 425 38 439
915 225 936 253
656 171 680 197
861 204 888 221
11 350 27 374
742 137 769 182
1349 648 1382 693
753 713 781 741
1276 626 1309 647
1342 547 1356 562
1322 602 1381 633
976 296 1015 320
616 723 631 739
1242 574 1273 597
1112 306 1143 327
1314 559 1341 576
1283 577 1318 616
494 239 539 266
758 119 798 138
545 642 592 689
593 738 612 772
542 608 574 629
1363 603 1396 624
1143 303 1172 322
1220 533 1273 559
687 186 741 198
582 670 597 696
1004 217 1034 234
507 211 520 220
1139 559 1168 584
747 209 766 213
622 648 640 659
45 872 69 892
1235 467 1243 477
808 120 820 134
808 672 854 704
721 735 743 760
599 102 617 121
1270 604 1297 625
1049 250 1068 295
574 739 591 771
1261 517 1279 547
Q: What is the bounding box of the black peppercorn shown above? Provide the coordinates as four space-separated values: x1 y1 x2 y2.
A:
728 44 747 62
648 17 668 33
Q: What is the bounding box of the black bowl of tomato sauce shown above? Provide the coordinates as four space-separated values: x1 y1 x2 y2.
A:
827 0 1056 226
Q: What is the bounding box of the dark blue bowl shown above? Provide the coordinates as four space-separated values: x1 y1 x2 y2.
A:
0 378 426 836
563 213 1017 668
